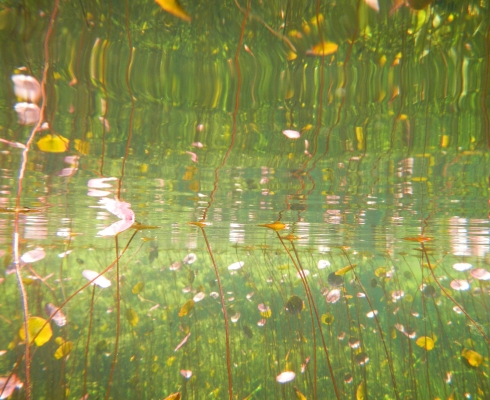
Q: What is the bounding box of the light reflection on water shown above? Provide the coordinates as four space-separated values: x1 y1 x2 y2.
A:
1 0 490 399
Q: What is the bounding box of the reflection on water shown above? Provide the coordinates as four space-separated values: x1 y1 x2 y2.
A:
1 0 489 399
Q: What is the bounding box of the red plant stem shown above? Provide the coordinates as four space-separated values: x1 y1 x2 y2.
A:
277 234 340 400
83 286 96 397
199 226 233 400
12 1 59 398
105 236 121 400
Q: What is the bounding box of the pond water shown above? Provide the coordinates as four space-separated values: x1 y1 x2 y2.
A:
1 0 489 399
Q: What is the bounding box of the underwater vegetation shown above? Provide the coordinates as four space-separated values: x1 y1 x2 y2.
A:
0 0 489 399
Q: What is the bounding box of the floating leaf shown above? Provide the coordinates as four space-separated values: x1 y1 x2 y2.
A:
95 340 108 352
178 299 194 317
155 0 191 22
37 134 69 153
461 349 483 367
74 139 90 155
407 0 434 10
163 393 181 400
285 295 303 314
187 221 211 228
306 41 338 56
258 221 286 231
132 282 144 295
294 386 307 400
416 336 434 351
131 222 161 230
356 380 366 400
327 272 343 287
242 325 253 339
335 264 357 276
258 304 272 318
403 236 432 243
126 308 139 327
321 313 334 325
19 316 53 346
54 341 73 359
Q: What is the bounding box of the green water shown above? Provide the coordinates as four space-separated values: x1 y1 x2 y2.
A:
0 0 489 399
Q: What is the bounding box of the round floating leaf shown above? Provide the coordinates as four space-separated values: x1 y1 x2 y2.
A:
327 272 343 287
19 316 53 346
416 336 435 351
461 348 483 367
37 134 69 153
321 313 334 325
178 299 194 317
126 308 139 327
285 295 303 314
132 282 144 295
54 341 73 359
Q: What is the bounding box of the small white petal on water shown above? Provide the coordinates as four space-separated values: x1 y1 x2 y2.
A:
450 279 470 291
228 261 244 271
20 248 45 263
276 371 295 383
452 262 472 272
470 268 490 280
82 270 111 288
317 260 331 269
193 292 205 302
282 130 301 139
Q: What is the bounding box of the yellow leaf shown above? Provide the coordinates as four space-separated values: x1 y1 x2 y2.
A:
74 139 90 155
356 380 366 400
132 282 144 295
187 221 210 228
321 313 334 325
19 316 53 346
54 341 73 359
131 222 161 231
416 336 435 350
335 264 357 276
461 348 483 367
37 134 69 153
294 386 307 400
178 299 195 317
155 0 191 22
258 221 286 231
307 41 338 56
126 308 139 327
163 393 181 400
